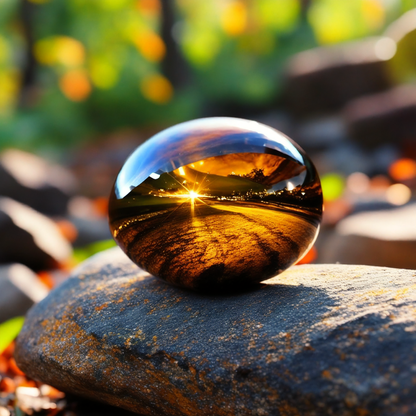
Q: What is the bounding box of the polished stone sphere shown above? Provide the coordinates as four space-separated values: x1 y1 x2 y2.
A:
109 117 322 291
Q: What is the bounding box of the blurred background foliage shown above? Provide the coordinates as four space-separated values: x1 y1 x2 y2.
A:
1 2 416 388
1 0 415 154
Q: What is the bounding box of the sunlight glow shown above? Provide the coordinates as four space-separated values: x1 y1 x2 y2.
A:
149 172 160 179
287 182 295 191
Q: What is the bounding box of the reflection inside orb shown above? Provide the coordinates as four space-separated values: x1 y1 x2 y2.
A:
188 190 199 199
109 117 323 291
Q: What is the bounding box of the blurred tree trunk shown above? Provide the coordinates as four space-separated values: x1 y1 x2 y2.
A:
160 0 191 88
18 0 38 108
300 0 311 17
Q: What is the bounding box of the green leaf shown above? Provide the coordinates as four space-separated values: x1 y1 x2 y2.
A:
73 239 117 264
0 316 25 354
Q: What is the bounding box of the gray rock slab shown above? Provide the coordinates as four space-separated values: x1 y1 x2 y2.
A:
68 132 147 198
16 247 416 415
0 149 76 216
68 215 112 247
293 116 348 150
0 198 72 271
283 37 392 117
344 85 416 149
0 263 48 323
321 202 416 269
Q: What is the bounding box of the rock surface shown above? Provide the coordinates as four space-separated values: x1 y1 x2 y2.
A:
0 149 75 216
0 198 72 271
69 215 112 247
16 247 416 416
0 263 48 323
69 131 148 198
321 202 416 269
283 37 392 117
344 85 416 149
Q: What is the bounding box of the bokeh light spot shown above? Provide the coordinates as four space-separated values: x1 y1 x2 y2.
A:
389 158 416 182
308 0 356 44
374 37 396 61
136 0 161 17
308 0 386 45
140 74 173 104
346 172 370 194
361 0 385 30
59 70 91 101
386 183 412 206
90 58 118 89
133 30 166 62
221 1 247 36
56 37 86 67
255 0 300 33
0 70 19 112
182 27 220 66
35 36 85 67
321 173 345 201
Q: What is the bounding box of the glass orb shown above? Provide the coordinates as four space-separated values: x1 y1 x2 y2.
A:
109 117 322 291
